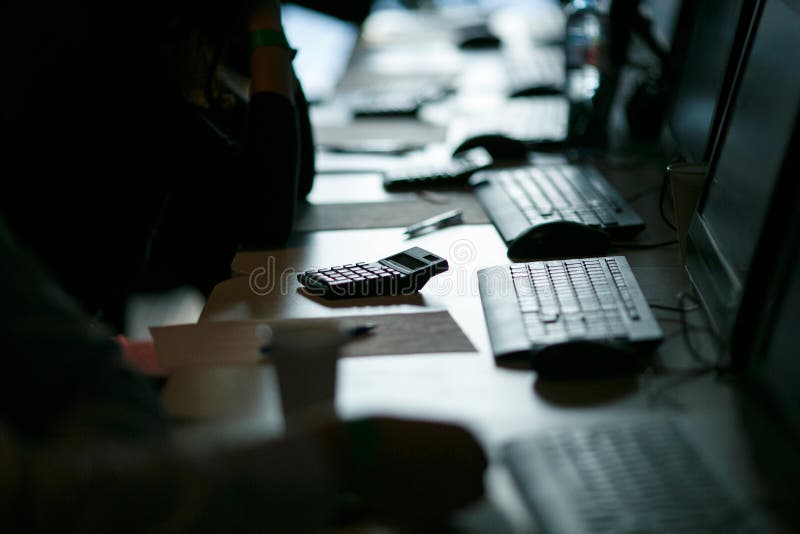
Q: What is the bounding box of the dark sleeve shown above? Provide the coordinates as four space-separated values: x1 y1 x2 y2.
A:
295 77 317 200
0 219 168 443
237 82 315 248
239 91 302 248
144 89 310 291
0 219 343 531
2 421 342 533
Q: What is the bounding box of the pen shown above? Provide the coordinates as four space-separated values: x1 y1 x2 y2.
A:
404 209 464 237
259 323 377 355
344 323 378 338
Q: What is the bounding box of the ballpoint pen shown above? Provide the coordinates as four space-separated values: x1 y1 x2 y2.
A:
404 209 464 237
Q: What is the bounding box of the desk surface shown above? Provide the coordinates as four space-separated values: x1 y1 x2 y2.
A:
165 166 729 532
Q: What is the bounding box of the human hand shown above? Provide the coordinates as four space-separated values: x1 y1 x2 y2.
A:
222 415 486 531
328 417 488 526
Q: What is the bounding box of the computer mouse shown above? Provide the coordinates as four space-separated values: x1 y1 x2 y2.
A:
531 341 646 380
456 24 502 49
509 84 563 98
507 220 611 260
453 134 529 162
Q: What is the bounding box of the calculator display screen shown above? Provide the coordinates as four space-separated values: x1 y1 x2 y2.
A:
387 253 426 271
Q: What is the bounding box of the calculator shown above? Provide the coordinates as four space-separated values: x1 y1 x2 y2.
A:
297 247 449 299
382 147 494 189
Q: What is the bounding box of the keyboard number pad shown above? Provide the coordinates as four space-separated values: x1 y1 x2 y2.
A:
605 258 640 321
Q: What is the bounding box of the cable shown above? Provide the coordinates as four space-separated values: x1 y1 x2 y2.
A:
612 239 678 250
648 302 700 313
677 292 718 368
644 291 730 408
659 168 678 231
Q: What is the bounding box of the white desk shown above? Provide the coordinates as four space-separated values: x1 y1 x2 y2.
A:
173 179 726 533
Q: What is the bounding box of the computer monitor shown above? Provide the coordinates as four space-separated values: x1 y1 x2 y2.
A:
666 0 760 163
685 0 800 343
281 4 360 103
745 209 800 440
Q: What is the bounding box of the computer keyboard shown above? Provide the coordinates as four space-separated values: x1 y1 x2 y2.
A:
478 257 663 361
512 258 639 343
496 166 621 228
504 47 565 93
347 84 449 118
503 419 753 533
472 165 646 254
458 97 569 144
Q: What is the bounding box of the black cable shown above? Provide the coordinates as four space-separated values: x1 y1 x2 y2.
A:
644 291 730 408
659 169 678 231
612 239 678 250
648 302 700 313
677 292 718 368
645 366 719 409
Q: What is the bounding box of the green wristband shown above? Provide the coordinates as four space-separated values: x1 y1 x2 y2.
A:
249 28 297 59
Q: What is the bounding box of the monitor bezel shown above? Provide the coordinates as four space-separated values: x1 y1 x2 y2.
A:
683 0 764 341
665 0 760 164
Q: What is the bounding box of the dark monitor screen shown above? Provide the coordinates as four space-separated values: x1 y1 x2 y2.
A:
686 0 800 340
667 0 757 163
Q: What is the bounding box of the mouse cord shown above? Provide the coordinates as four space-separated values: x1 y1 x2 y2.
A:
648 302 699 313
645 291 732 409
611 239 679 249
659 164 679 231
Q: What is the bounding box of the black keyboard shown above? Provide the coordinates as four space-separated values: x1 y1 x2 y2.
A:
472 164 645 256
496 166 623 228
479 257 662 363
457 98 569 145
511 257 644 344
503 419 757 533
505 47 565 94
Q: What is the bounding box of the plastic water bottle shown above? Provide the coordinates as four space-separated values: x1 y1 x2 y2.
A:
563 0 611 147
